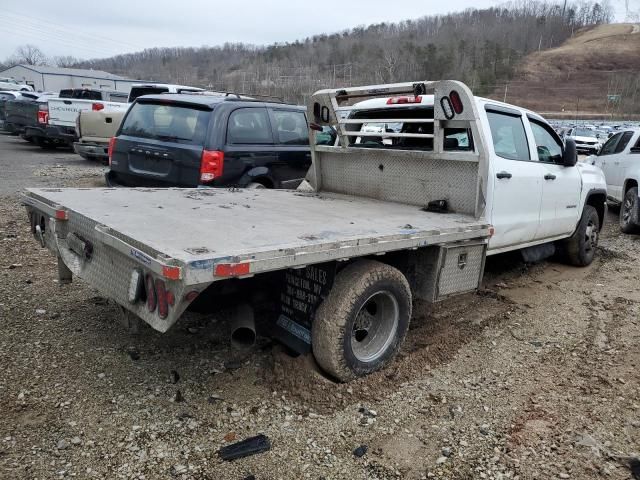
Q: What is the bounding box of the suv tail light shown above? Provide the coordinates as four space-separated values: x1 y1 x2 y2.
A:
37 104 49 125
200 150 224 183
108 137 117 166
387 95 422 105
92 102 104 111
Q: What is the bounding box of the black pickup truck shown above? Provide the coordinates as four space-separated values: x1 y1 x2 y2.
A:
3 91 54 141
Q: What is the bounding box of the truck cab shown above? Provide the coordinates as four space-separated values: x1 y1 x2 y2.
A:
591 129 640 232
335 94 606 262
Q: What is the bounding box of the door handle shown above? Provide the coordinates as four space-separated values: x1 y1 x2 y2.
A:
496 171 512 179
544 173 557 180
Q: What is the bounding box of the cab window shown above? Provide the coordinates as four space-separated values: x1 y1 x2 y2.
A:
599 132 622 156
615 131 634 153
486 110 530 161
529 119 563 163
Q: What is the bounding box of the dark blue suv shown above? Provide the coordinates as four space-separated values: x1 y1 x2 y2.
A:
106 94 321 189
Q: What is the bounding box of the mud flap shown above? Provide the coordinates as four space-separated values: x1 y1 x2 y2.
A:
272 262 335 354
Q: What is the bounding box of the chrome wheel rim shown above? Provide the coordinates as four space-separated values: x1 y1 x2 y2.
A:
351 291 399 363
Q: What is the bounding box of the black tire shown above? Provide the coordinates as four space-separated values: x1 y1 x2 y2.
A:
620 187 639 234
247 182 267 189
561 205 600 266
312 260 412 382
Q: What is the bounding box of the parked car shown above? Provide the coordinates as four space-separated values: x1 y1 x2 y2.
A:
106 94 312 188
0 91 24 129
26 89 129 149
565 127 602 154
3 92 59 143
73 83 206 163
0 77 34 92
590 129 640 232
24 80 606 382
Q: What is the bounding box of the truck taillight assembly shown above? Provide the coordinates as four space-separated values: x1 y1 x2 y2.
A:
37 105 49 125
108 137 117 166
449 90 464 115
200 150 224 183
92 102 104 111
387 95 422 105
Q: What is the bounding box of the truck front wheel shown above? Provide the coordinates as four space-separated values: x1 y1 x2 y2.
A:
620 187 639 234
561 205 600 266
312 260 412 382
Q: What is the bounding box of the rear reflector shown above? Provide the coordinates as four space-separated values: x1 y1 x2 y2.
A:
162 265 182 280
449 90 464 115
214 262 251 277
146 274 157 312
200 150 224 183
387 95 422 105
54 209 68 220
108 137 116 166
92 103 104 111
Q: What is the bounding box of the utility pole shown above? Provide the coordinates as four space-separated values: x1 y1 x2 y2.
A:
503 83 508 103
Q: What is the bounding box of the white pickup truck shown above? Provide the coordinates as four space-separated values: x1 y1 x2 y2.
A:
23 80 606 381
590 128 640 232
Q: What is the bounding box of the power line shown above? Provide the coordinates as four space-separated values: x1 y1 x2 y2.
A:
3 9 144 52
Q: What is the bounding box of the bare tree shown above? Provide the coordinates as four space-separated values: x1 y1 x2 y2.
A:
53 56 80 68
9 45 48 66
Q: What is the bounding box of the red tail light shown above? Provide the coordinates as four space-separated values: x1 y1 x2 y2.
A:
145 274 156 312
92 102 104 111
37 105 49 125
449 90 464 115
108 137 116 166
387 95 422 105
200 150 224 183
155 278 169 319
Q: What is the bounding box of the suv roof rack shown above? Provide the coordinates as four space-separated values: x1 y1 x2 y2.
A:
185 89 286 104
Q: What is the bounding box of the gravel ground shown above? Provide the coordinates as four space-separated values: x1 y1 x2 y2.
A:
0 133 639 480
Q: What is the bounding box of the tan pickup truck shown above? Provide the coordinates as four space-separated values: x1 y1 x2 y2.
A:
74 109 125 163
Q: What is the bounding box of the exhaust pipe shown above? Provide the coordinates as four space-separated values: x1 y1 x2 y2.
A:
230 304 256 350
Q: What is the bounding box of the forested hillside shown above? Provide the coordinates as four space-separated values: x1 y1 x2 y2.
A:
77 1 612 103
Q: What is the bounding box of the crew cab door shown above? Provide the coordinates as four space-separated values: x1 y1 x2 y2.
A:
610 131 636 194
596 132 624 200
486 108 543 250
527 117 581 240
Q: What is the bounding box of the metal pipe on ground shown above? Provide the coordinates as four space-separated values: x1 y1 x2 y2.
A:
230 304 256 350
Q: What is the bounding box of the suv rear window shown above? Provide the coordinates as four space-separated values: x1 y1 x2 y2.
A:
121 102 211 145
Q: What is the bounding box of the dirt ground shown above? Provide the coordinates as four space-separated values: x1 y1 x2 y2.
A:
0 133 639 480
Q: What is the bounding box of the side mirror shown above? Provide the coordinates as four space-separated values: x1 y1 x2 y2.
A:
563 138 578 167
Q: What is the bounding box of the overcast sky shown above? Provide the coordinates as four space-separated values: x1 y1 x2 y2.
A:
1 0 633 61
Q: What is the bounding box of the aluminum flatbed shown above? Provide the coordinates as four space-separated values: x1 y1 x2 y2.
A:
25 187 490 285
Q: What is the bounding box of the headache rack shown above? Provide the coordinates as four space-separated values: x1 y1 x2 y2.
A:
307 80 490 219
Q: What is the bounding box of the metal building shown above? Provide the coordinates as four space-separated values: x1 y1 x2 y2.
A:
0 65 140 93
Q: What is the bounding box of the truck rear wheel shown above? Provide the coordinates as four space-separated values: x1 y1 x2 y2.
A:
311 260 412 382
561 205 599 266
620 187 639 234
